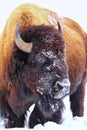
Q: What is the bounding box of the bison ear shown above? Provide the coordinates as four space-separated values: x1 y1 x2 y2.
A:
57 22 62 34
15 22 33 53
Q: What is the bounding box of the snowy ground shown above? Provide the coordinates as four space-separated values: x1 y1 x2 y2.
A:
0 0 87 129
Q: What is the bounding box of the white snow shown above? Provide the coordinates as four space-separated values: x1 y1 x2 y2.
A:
0 0 87 129
42 50 57 59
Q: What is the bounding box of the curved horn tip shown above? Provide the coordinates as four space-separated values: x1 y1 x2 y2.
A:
57 22 62 33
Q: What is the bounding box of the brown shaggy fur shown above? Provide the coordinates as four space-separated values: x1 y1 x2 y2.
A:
0 3 87 128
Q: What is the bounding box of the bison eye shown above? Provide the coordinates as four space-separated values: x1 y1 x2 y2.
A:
35 54 47 67
31 54 47 67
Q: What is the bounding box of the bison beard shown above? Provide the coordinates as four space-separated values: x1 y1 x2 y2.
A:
0 21 86 128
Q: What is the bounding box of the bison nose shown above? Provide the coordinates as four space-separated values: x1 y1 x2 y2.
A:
53 79 70 99
55 79 70 91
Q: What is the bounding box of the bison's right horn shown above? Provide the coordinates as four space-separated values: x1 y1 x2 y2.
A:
57 22 62 33
15 22 32 53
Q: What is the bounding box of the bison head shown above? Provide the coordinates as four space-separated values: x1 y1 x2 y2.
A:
5 22 70 117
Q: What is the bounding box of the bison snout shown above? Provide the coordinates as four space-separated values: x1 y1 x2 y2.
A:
53 79 70 99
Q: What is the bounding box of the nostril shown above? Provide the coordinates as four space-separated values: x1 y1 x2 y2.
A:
55 82 64 91
58 83 64 90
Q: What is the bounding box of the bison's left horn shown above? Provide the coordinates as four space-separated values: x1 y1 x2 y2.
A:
15 22 32 53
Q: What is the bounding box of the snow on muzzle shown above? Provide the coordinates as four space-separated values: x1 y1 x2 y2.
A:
36 78 70 99
53 79 70 99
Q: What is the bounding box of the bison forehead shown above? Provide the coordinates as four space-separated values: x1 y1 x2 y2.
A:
42 50 57 59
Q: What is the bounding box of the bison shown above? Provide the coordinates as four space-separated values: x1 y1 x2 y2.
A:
0 3 87 128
